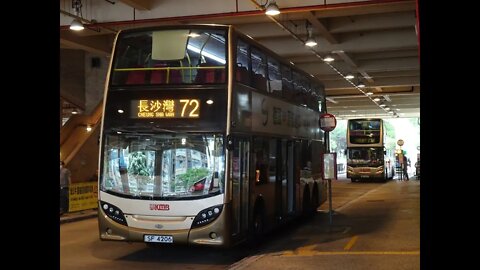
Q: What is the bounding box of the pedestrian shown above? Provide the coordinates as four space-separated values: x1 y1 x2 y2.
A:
60 161 71 215
402 154 409 181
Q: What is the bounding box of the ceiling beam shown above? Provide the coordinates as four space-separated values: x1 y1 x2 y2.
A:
304 11 338 44
119 0 153 10
258 28 418 55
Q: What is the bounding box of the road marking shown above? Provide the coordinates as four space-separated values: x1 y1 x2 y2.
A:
343 235 358 251
282 244 318 256
281 250 420 256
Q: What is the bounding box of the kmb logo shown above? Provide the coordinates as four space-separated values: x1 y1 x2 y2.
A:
150 204 170 210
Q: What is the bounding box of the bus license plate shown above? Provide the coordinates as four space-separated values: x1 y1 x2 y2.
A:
144 235 173 243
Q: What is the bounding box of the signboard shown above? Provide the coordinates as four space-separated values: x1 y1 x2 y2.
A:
131 99 200 118
319 113 337 132
69 182 98 212
323 152 337 180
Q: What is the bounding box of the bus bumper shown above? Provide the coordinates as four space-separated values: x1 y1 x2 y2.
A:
98 203 232 247
347 166 384 179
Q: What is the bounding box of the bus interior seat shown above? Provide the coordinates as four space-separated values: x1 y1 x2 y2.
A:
169 69 182 84
151 63 183 84
150 64 167 84
125 66 147 84
253 73 267 91
236 66 249 84
216 68 226 83
195 63 214 83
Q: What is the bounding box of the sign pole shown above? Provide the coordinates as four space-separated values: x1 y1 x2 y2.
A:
325 132 333 225
319 113 337 226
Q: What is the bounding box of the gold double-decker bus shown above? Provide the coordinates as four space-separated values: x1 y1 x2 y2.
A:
98 24 328 247
346 118 395 182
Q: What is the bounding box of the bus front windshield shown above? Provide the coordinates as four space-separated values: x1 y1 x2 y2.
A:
111 28 227 85
100 133 225 200
348 148 384 166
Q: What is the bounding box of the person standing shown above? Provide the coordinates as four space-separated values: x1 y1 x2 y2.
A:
402 154 410 181
60 161 71 215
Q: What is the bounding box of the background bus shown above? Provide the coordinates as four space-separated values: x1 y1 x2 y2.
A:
98 24 328 247
346 118 394 182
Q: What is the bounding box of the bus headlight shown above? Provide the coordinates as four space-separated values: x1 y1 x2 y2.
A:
100 201 128 226
191 204 223 228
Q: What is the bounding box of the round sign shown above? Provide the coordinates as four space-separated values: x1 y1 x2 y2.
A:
397 139 404 146
319 113 337 132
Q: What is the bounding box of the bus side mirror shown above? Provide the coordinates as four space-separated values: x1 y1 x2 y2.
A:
344 149 347 155
384 150 387 155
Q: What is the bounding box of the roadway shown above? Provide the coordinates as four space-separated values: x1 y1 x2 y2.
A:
60 177 420 270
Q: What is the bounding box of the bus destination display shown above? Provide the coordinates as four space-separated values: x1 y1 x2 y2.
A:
131 99 200 118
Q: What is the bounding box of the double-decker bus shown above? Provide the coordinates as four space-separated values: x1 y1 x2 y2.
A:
98 25 328 247
346 118 395 182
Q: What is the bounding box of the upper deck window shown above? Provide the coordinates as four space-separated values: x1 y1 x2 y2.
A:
111 28 227 86
348 120 382 144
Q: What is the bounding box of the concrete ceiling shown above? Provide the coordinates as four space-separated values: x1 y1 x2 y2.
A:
60 0 419 120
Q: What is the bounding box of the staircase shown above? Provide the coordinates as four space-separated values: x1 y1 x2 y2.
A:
60 101 103 183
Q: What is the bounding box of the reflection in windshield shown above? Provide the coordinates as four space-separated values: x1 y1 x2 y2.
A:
100 133 225 199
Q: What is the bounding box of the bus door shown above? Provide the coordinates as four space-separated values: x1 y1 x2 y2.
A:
287 141 297 214
230 138 250 237
278 140 296 218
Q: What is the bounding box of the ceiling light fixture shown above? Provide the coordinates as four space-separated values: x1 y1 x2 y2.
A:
357 81 366 88
345 73 354 80
304 22 317 47
323 55 334 62
70 19 84 31
70 0 84 31
265 0 280 16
